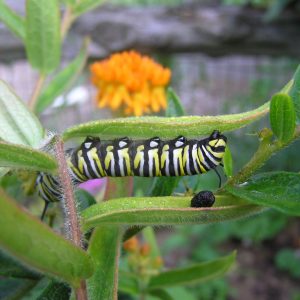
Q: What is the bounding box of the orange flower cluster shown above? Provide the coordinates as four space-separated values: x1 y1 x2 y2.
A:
90 50 171 116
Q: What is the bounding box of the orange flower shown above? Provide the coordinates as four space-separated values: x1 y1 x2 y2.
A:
90 50 171 116
123 236 139 252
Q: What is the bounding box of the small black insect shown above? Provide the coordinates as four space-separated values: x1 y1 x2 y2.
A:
191 190 215 208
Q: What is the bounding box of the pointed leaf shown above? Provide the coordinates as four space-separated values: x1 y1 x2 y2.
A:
73 0 105 17
166 88 185 117
148 252 236 289
36 40 88 113
225 172 300 216
0 142 57 173
270 93 296 143
150 177 180 197
0 80 44 147
118 270 139 295
149 289 174 300
36 280 71 300
87 226 122 299
0 1 25 40
63 102 269 141
25 0 61 73
289 64 300 123
0 250 40 279
0 189 93 287
81 194 264 231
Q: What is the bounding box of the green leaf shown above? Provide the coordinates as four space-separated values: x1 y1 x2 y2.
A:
0 142 57 173
35 39 88 114
166 88 185 117
270 93 296 143
0 250 40 279
0 80 44 147
63 102 269 141
164 287 197 300
289 64 300 123
87 226 122 299
150 177 180 197
275 248 300 279
223 145 233 177
36 280 71 300
149 289 174 300
143 227 160 259
0 1 25 40
72 0 105 17
0 167 9 178
81 194 264 231
0 189 93 287
75 189 96 212
118 270 139 295
225 172 300 216
148 251 236 289
60 0 76 4
25 0 61 73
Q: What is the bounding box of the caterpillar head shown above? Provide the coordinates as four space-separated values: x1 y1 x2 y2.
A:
208 130 227 149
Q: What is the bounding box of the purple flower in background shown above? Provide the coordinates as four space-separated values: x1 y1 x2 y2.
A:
79 178 106 196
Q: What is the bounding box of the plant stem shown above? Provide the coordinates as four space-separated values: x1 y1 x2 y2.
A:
61 6 74 39
54 136 87 300
28 74 45 111
226 125 300 185
75 281 88 300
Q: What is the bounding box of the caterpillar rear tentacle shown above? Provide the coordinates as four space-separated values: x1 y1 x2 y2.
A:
36 130 227 217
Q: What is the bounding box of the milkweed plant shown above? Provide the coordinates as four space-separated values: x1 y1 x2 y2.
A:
0 1 300 299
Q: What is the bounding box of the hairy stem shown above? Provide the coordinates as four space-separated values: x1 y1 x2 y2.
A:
28 74 45 111
113 232 121 300
226 125 300 185
54 137 87 300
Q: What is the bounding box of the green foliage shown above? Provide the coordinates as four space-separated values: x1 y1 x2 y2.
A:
87 226 122 299
72 0 106 17
0 80 44 147
36 281 71 300
111 0 183 5
0 250 40 279
270 93 296 142
0 141 57 172
81 195 264 230
25 0 61 73
0 1 299 297
148 252 236 289
0 1 25 40
226 172 300 216
35 39 88 114
275 248 300 278
289 65 300 123
75 189 97 212
62 102 269 140
223 145 233 177
166 87 186 117
0 189 93 287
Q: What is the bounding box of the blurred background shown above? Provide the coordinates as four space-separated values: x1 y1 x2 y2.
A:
1 0 300 299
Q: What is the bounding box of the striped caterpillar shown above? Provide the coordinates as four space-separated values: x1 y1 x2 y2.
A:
36 130 227 217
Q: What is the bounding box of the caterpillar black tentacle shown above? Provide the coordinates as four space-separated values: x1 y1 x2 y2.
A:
36 130 227 214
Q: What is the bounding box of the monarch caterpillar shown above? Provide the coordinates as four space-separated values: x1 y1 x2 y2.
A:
36 130 227 218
